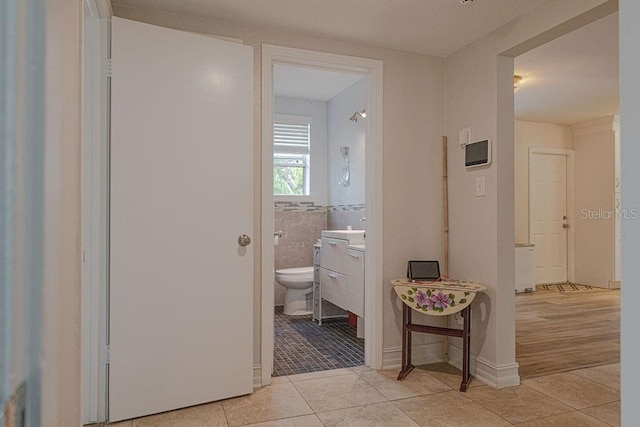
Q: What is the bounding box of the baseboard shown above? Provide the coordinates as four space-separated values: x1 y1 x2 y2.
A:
382 343 445 370
448 345 520 388
475 357 520 388
253 364 263 388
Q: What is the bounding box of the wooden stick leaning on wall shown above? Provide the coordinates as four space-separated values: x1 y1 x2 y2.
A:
443 136 449 276
443 135 450 362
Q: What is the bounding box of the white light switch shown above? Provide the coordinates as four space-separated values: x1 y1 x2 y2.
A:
459 127 471 146
475 176 485 197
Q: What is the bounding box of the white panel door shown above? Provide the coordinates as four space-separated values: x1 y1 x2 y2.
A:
109 17 253 422
530 153 568 284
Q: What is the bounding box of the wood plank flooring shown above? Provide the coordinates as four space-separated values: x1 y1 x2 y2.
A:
516 287 620 379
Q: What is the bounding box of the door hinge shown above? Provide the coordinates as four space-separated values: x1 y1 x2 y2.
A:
106 58 112 77
106 345 111 364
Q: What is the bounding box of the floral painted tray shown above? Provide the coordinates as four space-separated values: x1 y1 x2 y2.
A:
391 279 487 316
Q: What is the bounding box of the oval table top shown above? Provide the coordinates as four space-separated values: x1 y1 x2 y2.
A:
391 278 487 316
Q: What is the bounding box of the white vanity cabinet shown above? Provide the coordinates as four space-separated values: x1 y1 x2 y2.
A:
316 230 365 326
346 248 365 317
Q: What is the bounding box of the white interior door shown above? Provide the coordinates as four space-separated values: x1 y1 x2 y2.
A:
530 153 568 284
109 17 254 422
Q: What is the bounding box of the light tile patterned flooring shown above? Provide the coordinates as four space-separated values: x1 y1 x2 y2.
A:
106 362 620 427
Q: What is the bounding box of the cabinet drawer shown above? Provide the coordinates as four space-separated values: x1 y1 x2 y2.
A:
321 237 347 273
320 268 347 309
346 249 365 317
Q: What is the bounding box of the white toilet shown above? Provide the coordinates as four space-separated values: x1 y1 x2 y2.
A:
275 266 314 315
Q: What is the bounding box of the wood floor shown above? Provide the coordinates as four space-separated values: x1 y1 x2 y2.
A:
516 286 620 379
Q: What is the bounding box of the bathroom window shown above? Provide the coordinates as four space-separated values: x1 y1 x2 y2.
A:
273 115 311 196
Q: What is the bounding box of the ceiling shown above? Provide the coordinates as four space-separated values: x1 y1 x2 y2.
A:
113 0 618 126
515 12 619 126
112 0 552 57
274 65 363 101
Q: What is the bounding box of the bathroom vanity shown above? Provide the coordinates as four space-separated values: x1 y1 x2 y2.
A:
314 230 365 336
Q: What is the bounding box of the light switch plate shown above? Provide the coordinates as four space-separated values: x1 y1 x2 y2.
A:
475 176 485 197
459 126 471 146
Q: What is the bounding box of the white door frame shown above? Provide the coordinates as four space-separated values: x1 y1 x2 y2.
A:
528 147 575 283
80 0 111 423
261 45 384 385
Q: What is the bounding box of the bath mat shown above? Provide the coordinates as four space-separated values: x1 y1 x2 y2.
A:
536 283 596 292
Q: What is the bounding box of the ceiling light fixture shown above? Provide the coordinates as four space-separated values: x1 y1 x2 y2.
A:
514 75 523 89
349 109 367 122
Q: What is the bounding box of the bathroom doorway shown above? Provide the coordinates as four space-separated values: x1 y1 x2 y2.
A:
261 46 383 384
272 64 366 377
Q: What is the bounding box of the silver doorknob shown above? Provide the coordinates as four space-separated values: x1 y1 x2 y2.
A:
563 224 569 229
238 234 252 246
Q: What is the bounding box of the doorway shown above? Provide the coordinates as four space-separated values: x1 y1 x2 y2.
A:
260 45 383 385
513 11 620 379
271 64 366 376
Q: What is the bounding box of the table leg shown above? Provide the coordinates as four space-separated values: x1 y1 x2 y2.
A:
397 304 415 380
460 306 471 392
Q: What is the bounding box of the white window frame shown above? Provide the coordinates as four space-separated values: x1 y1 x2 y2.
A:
273 114 312 199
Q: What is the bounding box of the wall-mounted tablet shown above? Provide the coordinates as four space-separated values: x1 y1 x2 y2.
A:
465 139 491 168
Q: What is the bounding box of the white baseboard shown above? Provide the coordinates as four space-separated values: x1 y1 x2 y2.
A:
382 343 445 370
475 357 520 388
448 345 520 388
253 364 263 388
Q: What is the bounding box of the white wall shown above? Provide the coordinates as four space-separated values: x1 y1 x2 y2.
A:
274 96 329 206
514 120 574 243
327 78 366 207
445 0 612 387
572 116 616 287
620 1 640 423
113 4 447 373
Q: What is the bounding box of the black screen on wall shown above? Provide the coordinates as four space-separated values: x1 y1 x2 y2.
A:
465 139 489 167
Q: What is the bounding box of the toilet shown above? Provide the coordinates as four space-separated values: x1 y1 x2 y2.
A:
275 266 314 315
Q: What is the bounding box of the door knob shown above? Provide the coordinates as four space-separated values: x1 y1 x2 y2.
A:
238 234 252 246
563 224 569 229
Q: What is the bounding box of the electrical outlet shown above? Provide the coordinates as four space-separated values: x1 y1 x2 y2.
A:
475 176 485 197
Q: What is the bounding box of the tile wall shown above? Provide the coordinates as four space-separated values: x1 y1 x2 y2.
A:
274 202 365 305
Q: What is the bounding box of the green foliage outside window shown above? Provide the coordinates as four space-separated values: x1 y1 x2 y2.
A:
273 164 305 195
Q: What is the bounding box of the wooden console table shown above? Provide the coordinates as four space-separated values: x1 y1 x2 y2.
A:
391 278 487 392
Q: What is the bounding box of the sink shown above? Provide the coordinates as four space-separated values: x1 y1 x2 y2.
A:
321 230 365 244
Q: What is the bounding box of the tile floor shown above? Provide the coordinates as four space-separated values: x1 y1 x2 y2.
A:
105 362 620 427
273 306 364 377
